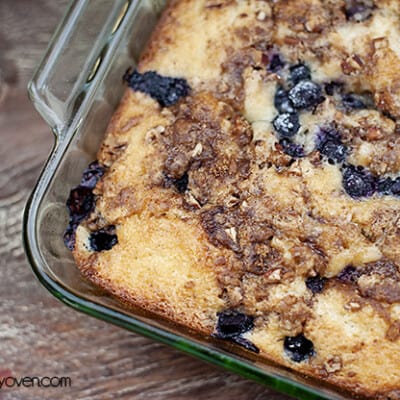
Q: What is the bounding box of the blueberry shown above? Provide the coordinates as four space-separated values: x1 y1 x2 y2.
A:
63 224 77 251
123 69 190 107
289 64 311 85
64 187 94 251
337 266 360 284
342 93 367 110
89 227 118 252
345 0 374 22
317 125 341 141
279 139 305 158
66 187 94 222
320 140 347 163
171 172 189 193
377 177 394 195
268 53 285 72
391 178 400 196
274 86 295 114
377 177 400 196
342 165 376 198
284 334 315 362
214 310 259 353
273 113 300 138
64 162 103 251
215 310 254 338
80 161 105 189
289 80 324 109
306 275 327 294
316 126 347 163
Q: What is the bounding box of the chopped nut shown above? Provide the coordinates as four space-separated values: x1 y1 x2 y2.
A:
324 355 342 373
185 192 202 209
225 194 241 208
366 126 384 141
373 37 389 51
344 301 362 311
304 14 325 33
265 268 282 283
191 142 203 158
155 125 165 134
145 131 157 143
256 11 266 21
145 125 165 143
284 36 301 45
86 220 100 231
225 227 238 243
341 55 363 75
217 79 230 93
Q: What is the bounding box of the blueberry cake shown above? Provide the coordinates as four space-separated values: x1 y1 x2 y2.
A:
66 1 400 398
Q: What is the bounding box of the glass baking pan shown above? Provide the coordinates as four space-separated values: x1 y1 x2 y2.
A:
23 1 358 399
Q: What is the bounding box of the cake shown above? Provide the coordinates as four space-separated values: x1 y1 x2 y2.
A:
65 1 400 398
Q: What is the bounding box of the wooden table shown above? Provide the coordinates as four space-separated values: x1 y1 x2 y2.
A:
0 2 292 399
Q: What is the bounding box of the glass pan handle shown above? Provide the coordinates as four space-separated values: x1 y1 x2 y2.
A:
28 0 132 138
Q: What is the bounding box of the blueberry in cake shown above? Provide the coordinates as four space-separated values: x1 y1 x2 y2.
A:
66 1 400 398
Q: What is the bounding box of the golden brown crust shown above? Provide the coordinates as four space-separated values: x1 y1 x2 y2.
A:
71 1 400 398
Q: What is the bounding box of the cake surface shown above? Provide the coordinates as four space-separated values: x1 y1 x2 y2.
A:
66 1 400 398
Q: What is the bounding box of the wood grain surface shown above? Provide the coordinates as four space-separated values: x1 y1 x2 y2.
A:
0 2 293 399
